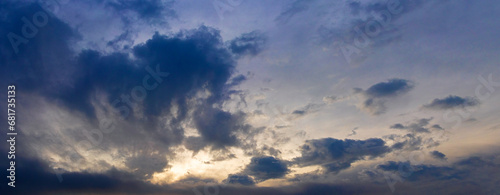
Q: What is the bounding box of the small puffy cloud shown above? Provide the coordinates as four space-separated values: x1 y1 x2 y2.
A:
223 174 256 186
289 103 324 119
423 95 480 110
243 156 290 181
390 123 406 129
228 31 267 57
431 124 444 130
356 79 414 115
347 127 358 137
389 118 434 134
292 110 306 115
387 133 432 151
430 151 447 161
293 138 391 173
364 79 414 98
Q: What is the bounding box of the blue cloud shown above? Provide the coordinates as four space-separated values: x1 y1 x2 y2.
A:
106 0 176 22
423 95 480 110
389 118 434 133
294 138 391 173
430 150 447 161
364 79 414 98
228 31 267 57
223 174 256 186
244 156 290 181
357 79 414 115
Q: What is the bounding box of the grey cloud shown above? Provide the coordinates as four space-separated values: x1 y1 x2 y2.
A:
348 1 362 15
390 118 433 134
423 95 480 110
0 1 262 181
175 177 218 185
364 78 414 98
106 30 136 51
322 95 342 104
290 103 324 119
223 174 256 186
390 123 405 129
227 74 248 88
377 155 500 194
2 147 499 195
431 124 444 130
292 110 306 115
430 150 447 161
243 156 290 181
106 0 176 23
294 138 391 173
387 126 444 152
358 79 414 115
192 108 253 151
228 31 267 57
389 134 423 151
316 0 428 53
261 145 283 157
0 1 79 96
124 152 169 179
275 0 316 24
347 127 358 137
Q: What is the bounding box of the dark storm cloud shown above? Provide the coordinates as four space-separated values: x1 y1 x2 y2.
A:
62 25 261 154
4 156 499 195
294 138 391 173
0 156 170 195
228 31 267 57
190 108 252 150
1 0 264 184
131 27 235 114
377 156 500 194
357 79 414 115
124 153 169 178
106 30 135 50
430 150 447 161
243 156 290 181
45 25 243 158
227 74 248 87
0 1 78 93
422 95 480 110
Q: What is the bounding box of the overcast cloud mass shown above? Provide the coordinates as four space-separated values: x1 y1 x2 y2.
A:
1 0 500 194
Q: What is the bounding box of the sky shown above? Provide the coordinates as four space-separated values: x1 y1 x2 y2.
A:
1 0 500 194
